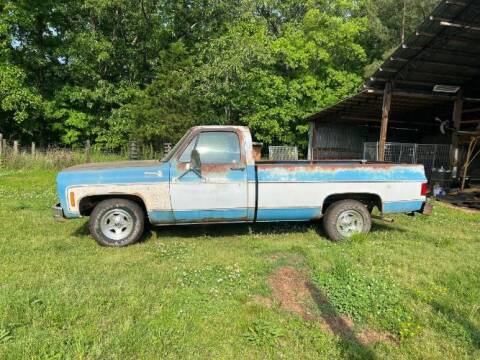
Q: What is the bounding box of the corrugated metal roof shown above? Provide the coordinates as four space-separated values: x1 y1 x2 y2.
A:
367 0 480 97
309 0 480 126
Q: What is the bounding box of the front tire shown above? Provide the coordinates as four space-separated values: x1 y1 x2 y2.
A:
89 199 145 247
323 200 371 242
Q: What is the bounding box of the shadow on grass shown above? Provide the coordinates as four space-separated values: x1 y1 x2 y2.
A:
149 221 318 240
71 220 320 243
370 221 408 234
149 219 411 242
306 281 378 360
71 222 90 237
72 218 410 244
430 300 480 349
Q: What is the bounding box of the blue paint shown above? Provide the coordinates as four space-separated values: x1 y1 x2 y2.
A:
149 207 322 224
246 165 256 182
56 162 170 219
149 208 250 224
148 210 175 224
256 207 322 222
247 207 256 221
257 165 426 183
382 200 424 213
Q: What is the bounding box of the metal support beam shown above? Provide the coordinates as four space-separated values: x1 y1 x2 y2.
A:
366 88 457 101
430 16 480 32
402 44 480 59
378 82 392 161
445 0 469 6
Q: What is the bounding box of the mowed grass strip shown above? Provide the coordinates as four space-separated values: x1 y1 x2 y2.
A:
0 169 479 359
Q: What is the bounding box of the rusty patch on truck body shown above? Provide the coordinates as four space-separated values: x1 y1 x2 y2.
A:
256 162 419 172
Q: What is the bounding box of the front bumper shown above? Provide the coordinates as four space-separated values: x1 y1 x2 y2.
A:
52 203 66 222
419 202 433 215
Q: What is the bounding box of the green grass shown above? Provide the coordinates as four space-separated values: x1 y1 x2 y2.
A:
1 169 480 359
1 150 126 171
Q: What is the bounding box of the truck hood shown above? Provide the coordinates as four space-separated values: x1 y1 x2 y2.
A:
63 160 160 172
56 161 170 217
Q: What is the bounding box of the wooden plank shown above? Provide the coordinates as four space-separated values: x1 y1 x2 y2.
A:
451 96 464 169
378 82 392 161
462 108 480 114
366 88 458 101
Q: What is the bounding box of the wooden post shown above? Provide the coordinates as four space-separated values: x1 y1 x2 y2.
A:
163 143 172 156
13 141 19 156
308 121 314 161
85 140 91 163
31 142 36 156
378 82 392 161
129 141 139 160
0 133 3 158
450 96 463 174
460 136 478 191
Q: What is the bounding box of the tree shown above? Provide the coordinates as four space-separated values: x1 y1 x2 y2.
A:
0 0 441 150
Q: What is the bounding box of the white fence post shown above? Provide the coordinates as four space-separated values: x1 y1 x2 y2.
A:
13 141 19 156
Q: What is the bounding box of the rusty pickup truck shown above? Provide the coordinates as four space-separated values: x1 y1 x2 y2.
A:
53 126 430 246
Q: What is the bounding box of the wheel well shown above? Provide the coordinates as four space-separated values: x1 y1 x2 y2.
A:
79 195 147 216
322 193 382 214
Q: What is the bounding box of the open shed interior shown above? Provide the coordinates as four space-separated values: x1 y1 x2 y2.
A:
307 0 480 185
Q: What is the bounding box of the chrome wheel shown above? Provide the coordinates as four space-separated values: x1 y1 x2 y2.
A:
100 209 134 241
336 210 364 238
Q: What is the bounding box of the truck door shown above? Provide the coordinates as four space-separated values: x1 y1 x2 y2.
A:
169 130 249 223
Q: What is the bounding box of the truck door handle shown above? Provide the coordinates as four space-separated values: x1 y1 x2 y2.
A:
230 166 246 171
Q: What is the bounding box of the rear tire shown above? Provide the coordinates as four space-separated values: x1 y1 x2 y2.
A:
89 199 145 247
323 200 371 242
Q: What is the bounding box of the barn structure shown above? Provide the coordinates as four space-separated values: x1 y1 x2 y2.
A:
307 0 480 184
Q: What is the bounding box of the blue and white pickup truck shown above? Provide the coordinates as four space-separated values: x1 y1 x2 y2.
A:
53 126 431 246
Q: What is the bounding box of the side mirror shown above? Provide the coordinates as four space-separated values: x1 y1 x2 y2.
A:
190 149 201 175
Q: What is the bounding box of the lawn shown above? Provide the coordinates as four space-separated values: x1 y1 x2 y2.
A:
1 169 480 359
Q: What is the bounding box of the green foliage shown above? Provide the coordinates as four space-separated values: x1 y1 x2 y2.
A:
243 319 285 346
0 65 42 136
0 0 438 149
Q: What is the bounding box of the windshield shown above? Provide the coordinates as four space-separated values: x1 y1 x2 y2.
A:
161 129 192 162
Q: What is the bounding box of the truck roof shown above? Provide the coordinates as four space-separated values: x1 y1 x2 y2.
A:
190 125 250 132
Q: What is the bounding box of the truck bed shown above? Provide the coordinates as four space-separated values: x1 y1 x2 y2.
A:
253 161 427 220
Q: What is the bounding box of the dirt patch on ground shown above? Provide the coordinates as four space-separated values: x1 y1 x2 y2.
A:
357 328 396 345
267 266 310 317
439 201 480 214
252 295 273 308
255 266 395 346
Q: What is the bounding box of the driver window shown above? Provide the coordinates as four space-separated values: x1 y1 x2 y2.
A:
179 136 197 163
196 132 241 164
178 132 241 164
